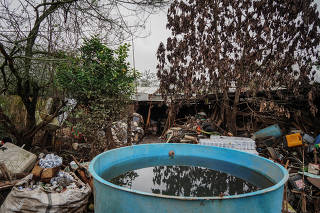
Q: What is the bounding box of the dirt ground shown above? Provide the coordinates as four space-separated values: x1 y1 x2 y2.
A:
141 135 164 144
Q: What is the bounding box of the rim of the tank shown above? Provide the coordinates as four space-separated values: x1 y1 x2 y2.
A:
89 143 289 200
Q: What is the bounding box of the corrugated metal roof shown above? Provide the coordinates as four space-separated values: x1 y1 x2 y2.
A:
132 86 163 102
136 86 159 94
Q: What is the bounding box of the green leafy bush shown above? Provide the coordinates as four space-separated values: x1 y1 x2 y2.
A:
56 37 136 103
56 37 137 155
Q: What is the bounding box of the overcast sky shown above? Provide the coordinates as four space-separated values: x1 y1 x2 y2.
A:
128 9 170 74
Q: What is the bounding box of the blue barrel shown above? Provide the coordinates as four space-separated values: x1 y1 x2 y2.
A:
253 124 282 139
89 144 288 213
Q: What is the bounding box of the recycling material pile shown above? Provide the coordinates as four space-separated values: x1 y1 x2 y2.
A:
16 171 76 193
254 125 320 213
24 153 90 193
163 112 219 144
39 153 62 169
0 153 92 212
111 112 145 144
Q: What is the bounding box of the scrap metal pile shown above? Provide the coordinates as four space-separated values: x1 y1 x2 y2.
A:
255 126 320 213
163 112 220 144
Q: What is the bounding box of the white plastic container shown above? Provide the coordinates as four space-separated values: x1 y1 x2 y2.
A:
0 143 37 176
199 136 258 155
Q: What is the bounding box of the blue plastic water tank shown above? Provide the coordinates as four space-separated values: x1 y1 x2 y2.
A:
89 143 288 213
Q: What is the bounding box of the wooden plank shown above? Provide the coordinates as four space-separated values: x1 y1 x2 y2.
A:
0 179 19 191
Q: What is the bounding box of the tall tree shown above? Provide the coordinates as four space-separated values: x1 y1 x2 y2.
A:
56 37 136 154
138 69 158 87
0 0 168 147
157 0 320 133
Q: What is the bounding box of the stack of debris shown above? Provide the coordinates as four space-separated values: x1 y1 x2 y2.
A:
254 125 320 213
163 112 220 144
131 113 145 143
111 112 144 145
0 151 92 212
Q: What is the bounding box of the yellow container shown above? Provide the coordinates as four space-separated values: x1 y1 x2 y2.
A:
286 133 303 147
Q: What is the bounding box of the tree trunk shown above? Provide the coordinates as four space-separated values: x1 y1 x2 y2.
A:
25 106 36 131
222 88 232 132
230 89 240 135
15 132 33 148
105 125 115 150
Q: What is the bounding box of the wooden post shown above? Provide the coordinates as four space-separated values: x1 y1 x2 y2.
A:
282 160 289 213
161 104 175 136
145 102 152 130
302 147 307 213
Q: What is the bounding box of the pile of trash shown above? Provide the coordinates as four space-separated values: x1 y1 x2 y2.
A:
15 170 76 193
39 153 63 168
111 112 145 144
254 125 320 213
0 153 92 212
163 112 219 144
131 113 145 143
